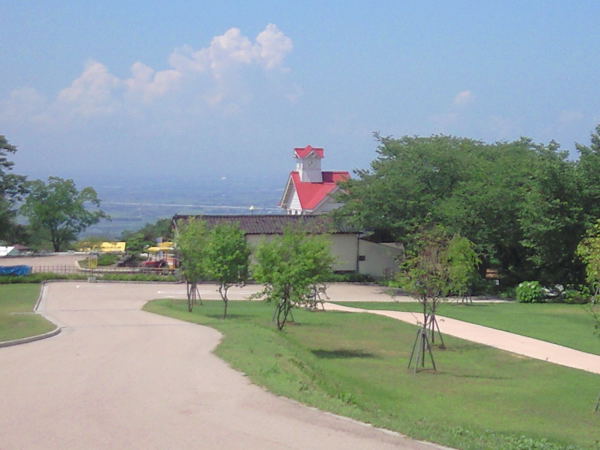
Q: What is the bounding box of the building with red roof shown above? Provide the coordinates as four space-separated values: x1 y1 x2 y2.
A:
280 145 350 215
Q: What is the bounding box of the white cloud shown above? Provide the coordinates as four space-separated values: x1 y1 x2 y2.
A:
57 61 122 116
125 62 182 102
255 24 293 69
453 90 473 106
169 24 292 79
4 24 294 123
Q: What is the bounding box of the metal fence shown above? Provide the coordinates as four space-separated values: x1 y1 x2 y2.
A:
30 265 176 276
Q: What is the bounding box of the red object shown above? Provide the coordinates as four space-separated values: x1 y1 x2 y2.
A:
294 145 324 159
141 259 167 268
290 171 350 210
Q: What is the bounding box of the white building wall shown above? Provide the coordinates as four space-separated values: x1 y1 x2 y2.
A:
358 240 403 278
288 190 303 215
328 234 358 272
246 233 357 272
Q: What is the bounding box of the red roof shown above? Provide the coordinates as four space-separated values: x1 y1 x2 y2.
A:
294 145 324 159
290 171 350 210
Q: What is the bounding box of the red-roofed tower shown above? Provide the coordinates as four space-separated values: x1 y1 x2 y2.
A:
280 145 350 215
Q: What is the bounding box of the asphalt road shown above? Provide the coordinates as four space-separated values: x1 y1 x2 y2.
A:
0 282 440 449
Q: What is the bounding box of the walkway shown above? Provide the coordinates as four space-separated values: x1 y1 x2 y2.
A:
324 303 600 375
0 282 439 450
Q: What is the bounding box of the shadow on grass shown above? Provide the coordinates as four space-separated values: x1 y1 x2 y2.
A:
312 349 379 359
204 313 253 320
443 371 509 380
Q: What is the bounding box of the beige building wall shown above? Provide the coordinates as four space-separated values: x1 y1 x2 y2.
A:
358 240 403 278
246 233 357 272
246 233 402 278
328 234 358 272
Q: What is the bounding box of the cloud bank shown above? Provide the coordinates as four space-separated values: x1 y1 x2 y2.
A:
2 24 294 123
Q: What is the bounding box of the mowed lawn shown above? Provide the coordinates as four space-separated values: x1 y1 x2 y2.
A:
145 299 600 449
0 284 56 342
335 301 600 355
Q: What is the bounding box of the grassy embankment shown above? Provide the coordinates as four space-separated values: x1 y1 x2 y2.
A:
336 301 600 355
145 299 600 449
0 284 56 342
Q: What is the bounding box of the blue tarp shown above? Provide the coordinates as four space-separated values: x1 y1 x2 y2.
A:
0 265 32 276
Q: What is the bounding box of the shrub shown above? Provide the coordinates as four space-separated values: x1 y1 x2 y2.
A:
324 272 376 283
562 286 591 304
516 281 545 303
101 273 178 282
0 273 88 284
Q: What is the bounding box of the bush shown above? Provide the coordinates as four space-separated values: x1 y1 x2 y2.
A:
324 272 376 283
562 286 591 304
0 273 88 284
101 273 178 282
0 272 178 284
516 281 545 303
97 253 120 266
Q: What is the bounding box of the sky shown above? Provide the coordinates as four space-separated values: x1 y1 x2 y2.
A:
2 1 600 188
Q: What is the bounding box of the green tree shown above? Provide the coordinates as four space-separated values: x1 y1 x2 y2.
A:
518 141 584 285
446 234 480 302
205 223 250 318
336 133 593 286
576 124 600 225
121 218 173 254
397 225 450 370
253 228 334 330
175 218 208 312
0 135 28 242
21 177 108 251
577 219 600 303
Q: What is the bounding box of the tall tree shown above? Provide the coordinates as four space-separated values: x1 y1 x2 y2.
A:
175 218 208 312
0 135 27 242
518 141 584 284
577 219 600 303
576 124 600 226
205 223 250 318
21 177 108 251
446 234 480 302
397 225 450 371
336 133 593 286
253 228 334 330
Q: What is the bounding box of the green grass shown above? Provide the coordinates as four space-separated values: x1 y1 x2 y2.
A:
145 299 600 449
0 284 56 341
335 301 600 356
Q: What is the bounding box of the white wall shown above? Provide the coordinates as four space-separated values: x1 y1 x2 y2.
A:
246 233 402 278
358 240 403 278
246 233 357 272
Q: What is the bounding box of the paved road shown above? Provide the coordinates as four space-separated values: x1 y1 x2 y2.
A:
0 282 440 449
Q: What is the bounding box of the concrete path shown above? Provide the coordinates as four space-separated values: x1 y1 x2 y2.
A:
0 282 439 450
324 303 600 375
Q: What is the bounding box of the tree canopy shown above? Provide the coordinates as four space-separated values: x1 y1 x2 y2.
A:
21 177 108 251
336 130 600 286
175 218 208 311
204 223 251 318
0 135 27 242
253 228 334 330
120 218 173 253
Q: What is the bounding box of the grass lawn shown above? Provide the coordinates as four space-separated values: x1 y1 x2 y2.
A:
145 299 600 449
334 301 600 356
0 284 56 342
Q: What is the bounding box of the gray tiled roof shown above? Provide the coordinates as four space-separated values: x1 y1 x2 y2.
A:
172 214 357 235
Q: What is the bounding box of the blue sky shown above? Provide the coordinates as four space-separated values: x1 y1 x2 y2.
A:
2 1 600 187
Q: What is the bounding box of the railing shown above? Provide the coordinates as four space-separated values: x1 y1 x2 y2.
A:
30 265 176 276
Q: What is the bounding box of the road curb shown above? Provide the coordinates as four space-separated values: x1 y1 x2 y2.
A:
0 281 62 349
0 326 62 348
